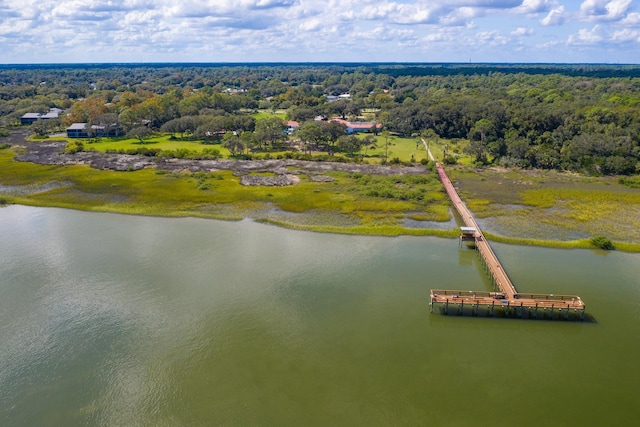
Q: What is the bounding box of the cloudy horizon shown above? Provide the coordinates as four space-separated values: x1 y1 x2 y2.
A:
1 0 638 64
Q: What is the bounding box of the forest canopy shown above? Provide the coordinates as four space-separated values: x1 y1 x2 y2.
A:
1 63 639 175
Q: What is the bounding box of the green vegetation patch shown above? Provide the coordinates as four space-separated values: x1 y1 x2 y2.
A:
348 173 443 201
619 176 640 189
590 236 615 250
453 166 640 244
85 135 232 157
0 149 455 236
252 110 287 120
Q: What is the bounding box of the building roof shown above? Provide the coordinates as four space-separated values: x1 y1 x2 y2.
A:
67 123 112 131
21 108 62 120
330 118 381 129
348 122 381 130
67 123 87 130
40 111 59 119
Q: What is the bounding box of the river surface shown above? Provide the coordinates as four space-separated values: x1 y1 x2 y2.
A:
1 205 639 426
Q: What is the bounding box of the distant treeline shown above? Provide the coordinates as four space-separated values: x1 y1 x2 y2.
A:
1 63 639 175
3 63 640 78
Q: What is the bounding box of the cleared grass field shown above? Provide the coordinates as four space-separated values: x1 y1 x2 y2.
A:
35 122 464 166
37 134 234 157
252 110 287 120
359 134 471 165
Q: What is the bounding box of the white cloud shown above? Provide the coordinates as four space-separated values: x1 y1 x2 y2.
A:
540 5 566 26
422 28 461 43
516 0 555 14
511 27 534 36
440 7 480 26
298 18 323 31
620 12 640 25
579 0 633 21
568 25 605 45
612 28 640 42
254 0 297 9
0 0 638 63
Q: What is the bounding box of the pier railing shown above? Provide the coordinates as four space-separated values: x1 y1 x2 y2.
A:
431 162 586 320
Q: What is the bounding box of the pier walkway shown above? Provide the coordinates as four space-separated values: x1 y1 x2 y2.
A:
430 163 586 320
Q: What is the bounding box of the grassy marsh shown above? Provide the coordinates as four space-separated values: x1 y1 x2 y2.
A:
0 148 449 235
2 145 640 251
450 167 640 249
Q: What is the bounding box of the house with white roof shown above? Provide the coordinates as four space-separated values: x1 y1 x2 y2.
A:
20 108 62 125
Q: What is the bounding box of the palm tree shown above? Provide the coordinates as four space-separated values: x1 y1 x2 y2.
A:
380 131 394 163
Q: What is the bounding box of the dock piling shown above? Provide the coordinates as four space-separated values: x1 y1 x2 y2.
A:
430 163 586 322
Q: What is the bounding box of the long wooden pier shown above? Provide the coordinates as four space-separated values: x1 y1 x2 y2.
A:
430 163 586 320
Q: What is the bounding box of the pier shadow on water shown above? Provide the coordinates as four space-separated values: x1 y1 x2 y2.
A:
429 303 597 324
451 245 598 324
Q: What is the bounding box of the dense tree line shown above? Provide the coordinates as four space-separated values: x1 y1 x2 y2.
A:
1 63 639 175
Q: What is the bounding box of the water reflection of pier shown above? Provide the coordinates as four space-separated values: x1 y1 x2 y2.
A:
430 163 586 320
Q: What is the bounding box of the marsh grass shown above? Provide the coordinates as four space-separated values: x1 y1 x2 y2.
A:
618 176 640 189
483 232 599 249
483 231 640 252
0 150 455 236
4 146 640 250
452 167 640 245
257 219 458 238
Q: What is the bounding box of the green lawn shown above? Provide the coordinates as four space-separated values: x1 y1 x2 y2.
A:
32 120 472 165
252 110 287 120
351 134 466 165
366 135 426 163
88 135 231 155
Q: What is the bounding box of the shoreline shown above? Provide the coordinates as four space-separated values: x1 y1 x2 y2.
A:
3 197 639 253
1 141 640 252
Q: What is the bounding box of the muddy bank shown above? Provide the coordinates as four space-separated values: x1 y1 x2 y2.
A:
13 140 427 177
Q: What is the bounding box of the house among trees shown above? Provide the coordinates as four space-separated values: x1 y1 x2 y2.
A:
66 123 123 138
330 118 381 134
286 121 299 134
20 108 63 125
324 93 351 102
66 123 90 138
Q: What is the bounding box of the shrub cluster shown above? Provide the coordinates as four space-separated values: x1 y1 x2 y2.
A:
618 176 640 189
105 147 222 160
350 173 436 201
590 236 615 250
64 141 84 154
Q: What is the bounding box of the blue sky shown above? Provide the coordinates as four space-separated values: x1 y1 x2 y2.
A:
1 0 638 64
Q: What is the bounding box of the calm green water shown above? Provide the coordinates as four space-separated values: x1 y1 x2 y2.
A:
1 205 639 426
